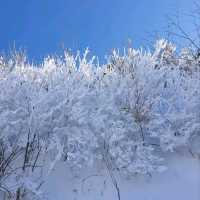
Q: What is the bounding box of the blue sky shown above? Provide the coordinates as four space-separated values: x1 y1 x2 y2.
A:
0 0 194 62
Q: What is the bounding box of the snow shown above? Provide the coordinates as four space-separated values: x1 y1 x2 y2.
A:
43 153 200 200
0 39 199 199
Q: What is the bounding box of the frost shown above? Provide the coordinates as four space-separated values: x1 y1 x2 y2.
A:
0 41 199 199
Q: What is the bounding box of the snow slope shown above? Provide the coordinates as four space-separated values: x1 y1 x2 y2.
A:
43 153 200 200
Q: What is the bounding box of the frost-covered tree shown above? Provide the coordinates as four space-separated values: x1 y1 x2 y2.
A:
0 40 199 199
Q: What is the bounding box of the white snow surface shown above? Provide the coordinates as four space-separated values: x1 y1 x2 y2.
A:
43 153 200 200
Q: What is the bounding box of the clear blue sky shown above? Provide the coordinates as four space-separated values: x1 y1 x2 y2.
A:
0 0 194 62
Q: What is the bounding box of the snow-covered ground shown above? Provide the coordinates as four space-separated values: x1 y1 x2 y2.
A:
43 153 200 200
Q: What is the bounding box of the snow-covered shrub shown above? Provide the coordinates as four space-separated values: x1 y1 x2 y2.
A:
0 40 199 199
